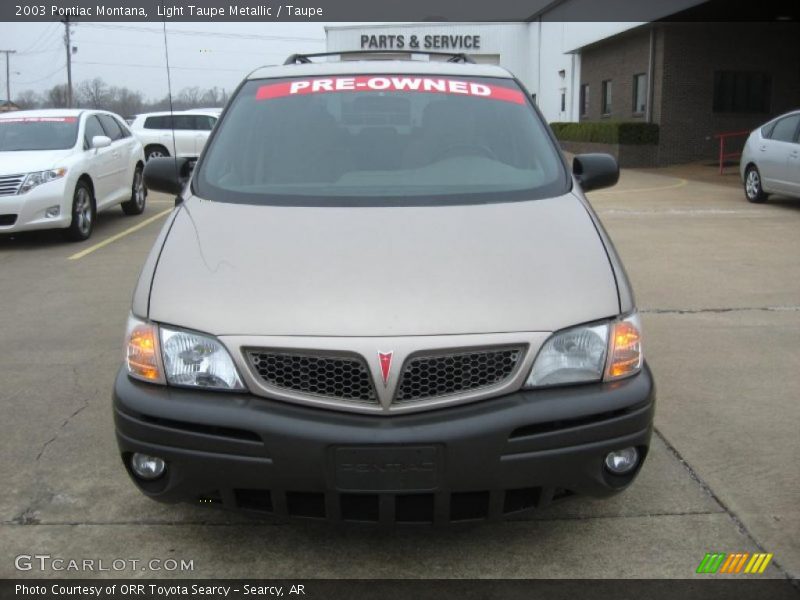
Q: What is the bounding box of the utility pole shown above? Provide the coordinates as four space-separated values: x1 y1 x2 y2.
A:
62 16 72 107
0 50 15 109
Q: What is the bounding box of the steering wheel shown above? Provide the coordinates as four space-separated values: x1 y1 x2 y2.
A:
434 143 498 162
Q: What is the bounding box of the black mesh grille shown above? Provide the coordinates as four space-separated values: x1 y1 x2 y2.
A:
247 350 378 404
394 347 524 403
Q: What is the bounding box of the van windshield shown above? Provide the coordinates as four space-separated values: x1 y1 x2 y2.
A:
195 75 567 205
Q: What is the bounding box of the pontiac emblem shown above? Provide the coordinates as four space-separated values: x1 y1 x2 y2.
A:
378 351 393 386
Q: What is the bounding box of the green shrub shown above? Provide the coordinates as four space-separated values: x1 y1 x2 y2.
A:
549 121 659 145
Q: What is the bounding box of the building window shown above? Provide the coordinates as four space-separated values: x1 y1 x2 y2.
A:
632 73 647 114
579 84 589 117
712 71 771 113
560 90 566 112
601 80 612 115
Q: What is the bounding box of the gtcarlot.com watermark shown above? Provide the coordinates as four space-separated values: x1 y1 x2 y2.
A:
15 554 194 573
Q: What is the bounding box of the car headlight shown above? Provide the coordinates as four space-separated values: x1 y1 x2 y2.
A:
160 326 245 390
124 316 245 391
525 312 643 388
19 168 67 194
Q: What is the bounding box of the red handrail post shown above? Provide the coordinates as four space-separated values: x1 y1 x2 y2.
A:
713 130 751 175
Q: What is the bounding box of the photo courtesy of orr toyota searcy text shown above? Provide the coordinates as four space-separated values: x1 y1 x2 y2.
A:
15 584 295 597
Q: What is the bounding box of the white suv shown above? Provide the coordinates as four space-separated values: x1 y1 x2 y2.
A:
0 109 146 241
130 110 219 161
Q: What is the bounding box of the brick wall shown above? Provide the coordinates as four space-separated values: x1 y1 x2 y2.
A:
579 27 653 123
579 22 800 166
658 22 800 165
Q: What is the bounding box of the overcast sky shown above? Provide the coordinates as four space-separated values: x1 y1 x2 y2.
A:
0 22 334 101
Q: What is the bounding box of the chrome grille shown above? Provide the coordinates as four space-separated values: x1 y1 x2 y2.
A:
394 346 524 404
0 174 25 197
247 350 378 404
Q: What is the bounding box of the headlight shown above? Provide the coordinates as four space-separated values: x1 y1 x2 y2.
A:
19 168 67 194
525 312 643 388
124 316 165 384
160 325 245 390
605 312 643 380
124 316 244 391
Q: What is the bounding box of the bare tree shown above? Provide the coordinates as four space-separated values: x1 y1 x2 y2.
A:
200 86 225 107
176 86 202 109
45 84 69 108
14 89 41 110
108 86 144 118
76 77 110 109
35 79 228 112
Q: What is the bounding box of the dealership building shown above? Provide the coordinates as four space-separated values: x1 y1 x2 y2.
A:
325 3 799 165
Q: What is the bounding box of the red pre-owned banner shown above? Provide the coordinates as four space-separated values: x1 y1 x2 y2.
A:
255 76 526 104
0 117 77 123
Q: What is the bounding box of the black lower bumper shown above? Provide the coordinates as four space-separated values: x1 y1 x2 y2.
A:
113 364 655 524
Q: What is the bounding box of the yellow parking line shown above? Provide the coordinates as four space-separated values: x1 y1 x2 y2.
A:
67 208 172 261
591 177 689 195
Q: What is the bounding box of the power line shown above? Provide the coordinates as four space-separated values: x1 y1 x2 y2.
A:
19 22 61 54
80 23 324 42
15 63 65 85
73 39 307 57
17 46 63 57
73 60 255 73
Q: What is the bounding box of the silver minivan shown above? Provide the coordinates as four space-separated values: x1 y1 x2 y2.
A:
115 52 654 524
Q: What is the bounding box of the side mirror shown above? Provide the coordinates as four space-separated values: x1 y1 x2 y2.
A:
91 135 112 149
573 153 619 192
143 157 193 197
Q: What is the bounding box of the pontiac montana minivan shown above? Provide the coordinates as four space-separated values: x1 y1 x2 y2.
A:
114 52 655 524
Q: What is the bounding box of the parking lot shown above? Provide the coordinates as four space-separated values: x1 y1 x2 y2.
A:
0 166 798 580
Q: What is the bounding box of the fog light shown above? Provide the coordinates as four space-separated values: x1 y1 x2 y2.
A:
604 447 639 475
45 206 60 218
130 453 166 480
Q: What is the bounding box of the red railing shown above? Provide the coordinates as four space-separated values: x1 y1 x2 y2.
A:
713 130 751 174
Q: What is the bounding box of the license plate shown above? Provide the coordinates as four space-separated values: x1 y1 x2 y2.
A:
331 445 442 492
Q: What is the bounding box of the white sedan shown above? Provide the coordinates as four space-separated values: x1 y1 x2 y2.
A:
741 109 800 203
0 109 146 241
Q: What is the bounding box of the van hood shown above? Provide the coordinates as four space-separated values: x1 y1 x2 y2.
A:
148 194 620 337
0 150 74 176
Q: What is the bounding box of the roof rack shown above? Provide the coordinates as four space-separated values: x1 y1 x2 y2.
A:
283 50 476 65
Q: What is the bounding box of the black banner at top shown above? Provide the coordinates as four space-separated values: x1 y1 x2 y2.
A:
2 0 799 22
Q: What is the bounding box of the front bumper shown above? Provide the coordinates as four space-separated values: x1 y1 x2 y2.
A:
114 364 655 524
0 178 71 233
